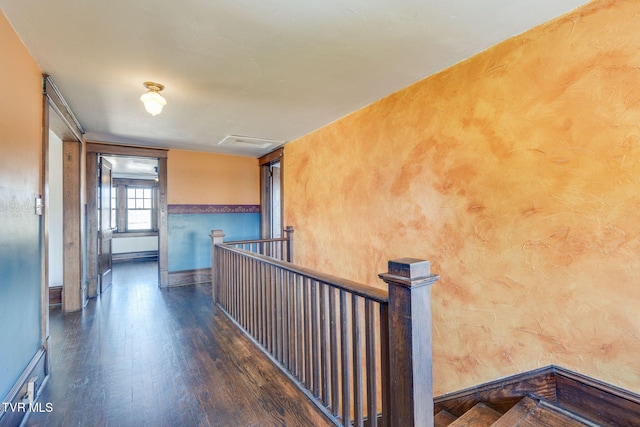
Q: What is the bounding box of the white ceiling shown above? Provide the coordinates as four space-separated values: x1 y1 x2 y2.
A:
1 0 591 158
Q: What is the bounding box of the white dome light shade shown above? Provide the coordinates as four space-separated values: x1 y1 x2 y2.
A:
140 82 166 116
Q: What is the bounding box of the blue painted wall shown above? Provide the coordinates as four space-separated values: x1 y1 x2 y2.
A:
0 188 42 399
168 212 260 271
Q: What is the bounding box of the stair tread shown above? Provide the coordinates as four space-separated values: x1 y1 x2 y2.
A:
491 396 539 427
448 403 502 427
516 401 591 427
435 409 458 427
488 397 591 427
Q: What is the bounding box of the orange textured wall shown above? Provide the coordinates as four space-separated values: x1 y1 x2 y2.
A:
167 149 259 205
284 0 640 395
0 10 42 192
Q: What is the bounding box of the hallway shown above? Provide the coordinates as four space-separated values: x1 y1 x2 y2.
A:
25 262 331 426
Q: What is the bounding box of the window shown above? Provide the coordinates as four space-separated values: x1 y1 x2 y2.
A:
127 187 153 230
111 180 157 233
111 187 117 228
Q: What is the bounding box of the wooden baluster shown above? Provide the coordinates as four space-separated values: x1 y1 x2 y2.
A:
266 265 273 354
259 262 266 347
287 271 295 373
210 230 225 306
248 258 254 336
218 247 224 308
295 274 304 381
253 259 259 338
320 283 329 406
228 251 234 316
340 290 352 426
311 280 320 397
353 296 364 427
275 267 283 363
271 265 278 358
228 251 233 312
329 287 340 416
236 252 241 320
379 258 439 427
304 278 312 389
233 252 239 318
240 256 246 327
261 261 267 347
265 264 270 352
365 300 378 427
227 251 232 310
278 269 284 363
379 303 390 427
290 274 297 378
272 266 278 358
282 269 290 369
243 256 248 329
220 249 226 309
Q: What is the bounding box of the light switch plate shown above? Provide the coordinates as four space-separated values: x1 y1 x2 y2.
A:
35 196 43 215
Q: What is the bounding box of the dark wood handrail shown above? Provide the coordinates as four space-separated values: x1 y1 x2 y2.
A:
225 237 289 245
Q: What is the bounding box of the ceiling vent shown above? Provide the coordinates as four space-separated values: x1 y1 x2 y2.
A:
218 135 283 149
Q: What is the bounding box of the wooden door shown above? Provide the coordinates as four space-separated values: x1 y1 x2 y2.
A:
98 157 113 293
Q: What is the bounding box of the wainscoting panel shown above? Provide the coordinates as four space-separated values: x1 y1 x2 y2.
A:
168 268 212 287
167 205 260 272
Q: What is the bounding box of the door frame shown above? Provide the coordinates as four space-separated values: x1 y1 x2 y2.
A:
43 76 85 316
259 147 284 239
86 142 169 290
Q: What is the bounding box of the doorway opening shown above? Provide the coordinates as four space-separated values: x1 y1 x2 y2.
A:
103 155 160 290
86 143 169 296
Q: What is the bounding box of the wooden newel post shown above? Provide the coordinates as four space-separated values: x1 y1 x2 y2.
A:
210 229 225 305
379 258 440 427
284 225 294 262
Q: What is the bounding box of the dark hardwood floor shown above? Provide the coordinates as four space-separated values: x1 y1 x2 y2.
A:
26 261 332 427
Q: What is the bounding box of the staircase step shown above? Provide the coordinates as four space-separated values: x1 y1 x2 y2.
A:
447 403 502 427
491 396 539 426
491 397 590 427
435 409 458 427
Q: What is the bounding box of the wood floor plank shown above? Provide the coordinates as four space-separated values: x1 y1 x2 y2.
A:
24 261 332 427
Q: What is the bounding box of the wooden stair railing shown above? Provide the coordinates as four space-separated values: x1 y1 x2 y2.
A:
223 225 295 262
211 229 440 427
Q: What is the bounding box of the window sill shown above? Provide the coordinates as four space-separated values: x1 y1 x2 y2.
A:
113 231 159 238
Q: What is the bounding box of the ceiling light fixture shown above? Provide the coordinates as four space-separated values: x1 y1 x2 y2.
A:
140 81 166 116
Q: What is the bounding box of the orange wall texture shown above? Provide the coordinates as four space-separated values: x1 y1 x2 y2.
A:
284 0 640 395
167 149 259 205
0 11 42 192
